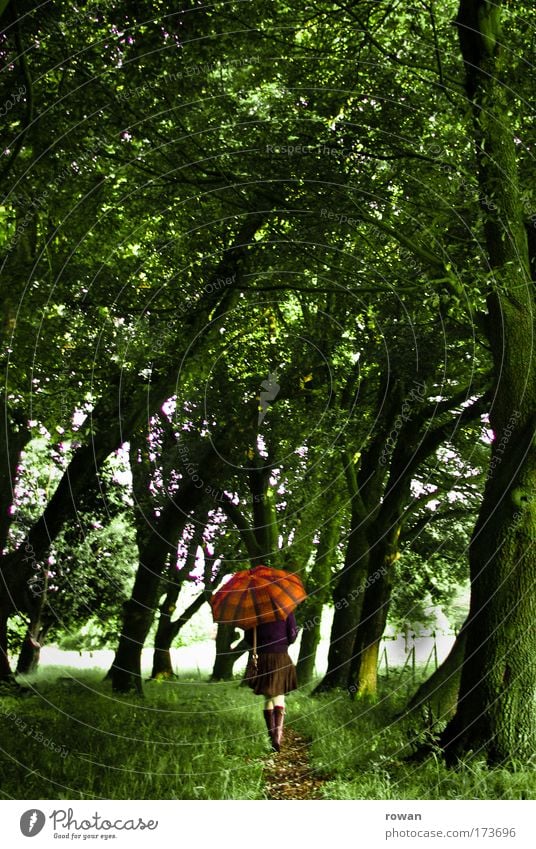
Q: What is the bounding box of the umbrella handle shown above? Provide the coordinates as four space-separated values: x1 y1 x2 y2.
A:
252 625 258 672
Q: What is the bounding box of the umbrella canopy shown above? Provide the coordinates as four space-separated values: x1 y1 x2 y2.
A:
210 565 306 630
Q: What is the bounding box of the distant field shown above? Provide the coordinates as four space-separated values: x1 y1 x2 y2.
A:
37 622 457 680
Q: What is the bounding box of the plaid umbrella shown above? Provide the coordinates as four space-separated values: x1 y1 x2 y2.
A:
209 564 307 630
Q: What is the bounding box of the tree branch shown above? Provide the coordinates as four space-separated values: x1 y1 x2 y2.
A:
0 6 35 183
217 493 263 562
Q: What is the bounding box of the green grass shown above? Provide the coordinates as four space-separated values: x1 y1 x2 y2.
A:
1 665 536 800
290 671 536 800
0 666 268 800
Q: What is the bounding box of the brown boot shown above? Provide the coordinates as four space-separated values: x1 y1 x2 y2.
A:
263 709 274 744
272 706 285 752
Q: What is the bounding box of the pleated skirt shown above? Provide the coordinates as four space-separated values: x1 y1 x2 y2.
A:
243 651 298 697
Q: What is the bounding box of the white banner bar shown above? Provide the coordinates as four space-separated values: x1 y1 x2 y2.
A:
2 800 535 848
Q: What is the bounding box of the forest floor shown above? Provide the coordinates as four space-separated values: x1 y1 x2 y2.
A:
1 666 535 801
264 727 327 800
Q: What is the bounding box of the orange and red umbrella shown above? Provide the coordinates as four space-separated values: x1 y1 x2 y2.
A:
210 564 306 630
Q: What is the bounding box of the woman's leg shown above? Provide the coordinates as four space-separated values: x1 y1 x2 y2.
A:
273 694 286 751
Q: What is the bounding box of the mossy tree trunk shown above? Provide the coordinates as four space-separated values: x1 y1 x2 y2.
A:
151 589 212 679
0 615 11 681
441 0 536 764
405 624 467 725
346 387 488 701
16 589 50 676
315 374 418 693
313 499 370 692
296 503 342 685
347 527 399 700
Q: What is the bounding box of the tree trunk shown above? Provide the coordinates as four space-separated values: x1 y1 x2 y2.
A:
16 628 47 675
211 623 247 680
0 614 12 682
151 587 211 679
248 454 279 564
404 625 467 725
111 472 206 692
296 506 342 685
313 508 369 692
442 419 536 763
150 518 205 680
442 0 536 764
296 613 322 687
0 401 30 555
347 525 400 699
150 614 178 680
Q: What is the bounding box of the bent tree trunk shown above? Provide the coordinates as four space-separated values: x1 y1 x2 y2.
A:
345 385 487 701
405 624 467 725
151 519 206 679
211 623 248 680
150 602 180 680
442 0 536 764
151 589 210 679
0 400 30 554
111 458 206 693
16 623 51 675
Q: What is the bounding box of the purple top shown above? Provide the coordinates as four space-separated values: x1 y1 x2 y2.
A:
244 612 299 654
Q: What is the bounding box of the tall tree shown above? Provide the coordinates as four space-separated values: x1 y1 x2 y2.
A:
440 0 536 764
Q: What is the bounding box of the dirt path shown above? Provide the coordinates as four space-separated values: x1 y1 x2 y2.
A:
263 727 327 800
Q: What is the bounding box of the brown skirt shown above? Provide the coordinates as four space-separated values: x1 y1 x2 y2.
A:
243 651 298 697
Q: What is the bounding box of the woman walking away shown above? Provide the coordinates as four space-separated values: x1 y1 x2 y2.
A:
244 612 299 752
